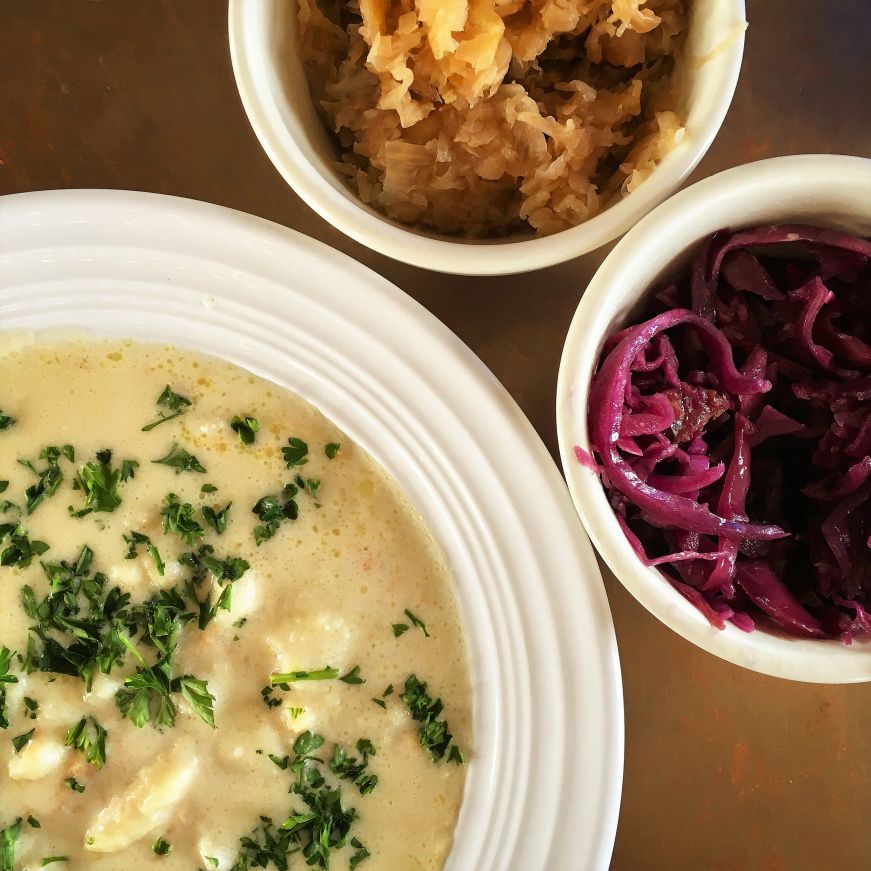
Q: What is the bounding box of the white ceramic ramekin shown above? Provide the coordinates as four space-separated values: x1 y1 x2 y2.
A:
228 0 746 275
557 154 871 682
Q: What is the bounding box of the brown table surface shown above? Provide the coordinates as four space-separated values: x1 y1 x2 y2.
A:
2 2 870 869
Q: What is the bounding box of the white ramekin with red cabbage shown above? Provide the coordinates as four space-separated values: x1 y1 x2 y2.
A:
558 155 871 681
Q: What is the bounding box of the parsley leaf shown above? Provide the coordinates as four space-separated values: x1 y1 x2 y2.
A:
161 493 205 545
252 485 299 545
123 531 165 576
202 502 232 535
0 411 15 431
401 674 464 765
0 524 49 568
403 609 430 637
152 444 206 474
12 729 35 752
230 415 259 445
200 483 218 494
0 647 19 729
65 776 85 793
142 385 192 432
339 666 364 685
282 437 308 468
70 450 137 516
40 858 68 867
371 698 386 709
349 838 370 869
391 623 409 638
153 836 172 856
324 442 341 460
64 716 107 769
177 676 216 729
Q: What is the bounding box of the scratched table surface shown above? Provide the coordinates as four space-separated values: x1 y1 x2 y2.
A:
1 2 870 869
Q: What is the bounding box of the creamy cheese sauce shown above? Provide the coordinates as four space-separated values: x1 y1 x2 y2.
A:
0 338 471 871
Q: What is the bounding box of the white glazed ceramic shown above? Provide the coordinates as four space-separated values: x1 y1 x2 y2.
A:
557 154 871 683
0 189 623 869
228 0 746 275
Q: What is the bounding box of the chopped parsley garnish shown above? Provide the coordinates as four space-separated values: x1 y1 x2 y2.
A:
349 838 370 869
403 609 430 637
324 442 341 459
260 686 281 709
161 493 205 544
0 524 49 568
0 818 21 871
0 647 18 729
282 437 308 468
339 666 364 685
152 444 206 474
202 502 232 535
234 730 372 869
292 472 320 503
142 385 192 432
382 684 393 697
269 667 338 685
252 484 299 545
23 697 38 720
19 445 74 514
70 450 138 516
204 858 219 869
230 415 259 445
40 858 68 867
371 698 386 710
268 753 289 770
330 739 378 795
391 623 409 638
0 411 15 431
26 817 39 829
115 611 216 730
11 728 34 753
123 531 165 576
64 716 107 769
65 776 85 793
201 482 218 494
20 545 130 689
0 482 7 494
401 675 464 765
289 706 304 719
178 544 249 629
153 836 172 856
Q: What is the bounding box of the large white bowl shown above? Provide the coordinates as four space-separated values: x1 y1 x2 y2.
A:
228 0 746 275
0 189 623 869
557 154 871 683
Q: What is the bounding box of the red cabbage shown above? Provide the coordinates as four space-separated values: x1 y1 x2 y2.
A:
583 224 871 641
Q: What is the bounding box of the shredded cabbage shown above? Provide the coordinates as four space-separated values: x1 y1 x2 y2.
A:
584 224 871 641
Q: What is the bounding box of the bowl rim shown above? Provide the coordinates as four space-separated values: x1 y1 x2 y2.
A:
556 153 871 683
228 0 747 276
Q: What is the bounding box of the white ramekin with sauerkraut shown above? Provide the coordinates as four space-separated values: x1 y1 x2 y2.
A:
229 0 746 274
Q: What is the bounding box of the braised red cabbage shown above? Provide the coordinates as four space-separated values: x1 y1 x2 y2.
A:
583 224 871 641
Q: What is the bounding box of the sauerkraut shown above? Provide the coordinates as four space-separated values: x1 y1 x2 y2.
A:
299 0 687 237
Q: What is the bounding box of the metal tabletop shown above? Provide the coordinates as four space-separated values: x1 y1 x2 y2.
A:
1 2 869 868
